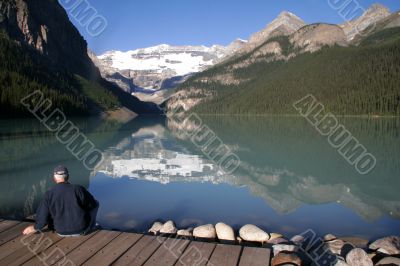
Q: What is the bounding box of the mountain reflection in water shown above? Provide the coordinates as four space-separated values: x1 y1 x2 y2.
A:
1 116 399 238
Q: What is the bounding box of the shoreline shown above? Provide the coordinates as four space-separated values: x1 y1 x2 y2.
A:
145 220 400 265
19 217 400 265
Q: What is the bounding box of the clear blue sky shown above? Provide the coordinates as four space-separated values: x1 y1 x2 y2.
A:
66 0 400 54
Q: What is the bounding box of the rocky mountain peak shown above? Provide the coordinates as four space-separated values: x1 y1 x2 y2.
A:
226 38 248 53
244 11 306 51
340 3 391 40
277 11 302 21
367 3 390 13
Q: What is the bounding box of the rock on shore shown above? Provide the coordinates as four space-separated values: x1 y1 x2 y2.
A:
193 224 216 239
239 224 270 243
369 236 400 255
177 228 193 237
346 248 373 266
146 220 400 266
159 220 177 234
148 222 163 235
215 222 235 241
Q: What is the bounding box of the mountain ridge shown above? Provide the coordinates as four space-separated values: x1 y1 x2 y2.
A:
340 3 391 40
94 4 393 104
165 3 400 116
0 0 160 117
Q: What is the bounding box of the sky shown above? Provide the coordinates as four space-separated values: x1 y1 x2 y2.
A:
65 0 400 55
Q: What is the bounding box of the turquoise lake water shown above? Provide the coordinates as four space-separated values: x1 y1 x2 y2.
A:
1 116 399 239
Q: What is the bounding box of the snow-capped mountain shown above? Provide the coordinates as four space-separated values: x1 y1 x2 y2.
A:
99 44 228 76
91 40 247 98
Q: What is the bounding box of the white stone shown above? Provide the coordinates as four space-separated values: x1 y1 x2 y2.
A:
369 236 400 255
148 222 163 235
193 224 216 239
324 239 345 255
215 222 235 241
177 228 193 237
270 233 284 240
159 220 177 234
290 235 305 246
324 234 337 241
239 224 270 243
273 244 299 256
376 256 400 266
346 248 373 266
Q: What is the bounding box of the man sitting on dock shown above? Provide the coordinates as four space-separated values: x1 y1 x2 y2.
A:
22 165 99 236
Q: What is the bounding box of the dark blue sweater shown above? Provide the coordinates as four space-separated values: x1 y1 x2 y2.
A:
34 182 98 235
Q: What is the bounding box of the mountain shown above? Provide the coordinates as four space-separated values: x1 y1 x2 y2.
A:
91 11 305 103
340 3 391 41
91 40 248 102
290 23 348 53
351 11 400 45
0 0 160 118
0 0 97 78
241 11 306 53
166 4 400 116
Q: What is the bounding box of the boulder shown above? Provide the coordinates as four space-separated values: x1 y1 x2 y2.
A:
346 248 373 266
215 222 235 241
148 222 163 235
291 235 305 246
324 234 337 241
369 236 400 255
239 224 270 243
193 224 216 239
270 233 284 240
159 220 177 234
273 244 299 256
177 228 193 237
271 252 302 266
376 256 400 265
324 239 345 255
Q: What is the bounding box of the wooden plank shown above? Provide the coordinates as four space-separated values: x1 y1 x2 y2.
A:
239 246 271 266
55 230 121 265
207 244 242 266
0 220 21 234
82 232 143 266
22 231 98 266
112 235 167 266
0 234 30 260
0 231 62 266
144 237 190 266
175 241 216 266
0 222 32 246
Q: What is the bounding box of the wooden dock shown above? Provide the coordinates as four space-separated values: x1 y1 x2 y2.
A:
0 220 271 265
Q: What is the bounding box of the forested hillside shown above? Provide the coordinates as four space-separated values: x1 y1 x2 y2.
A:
0 0 161 118
171 27 400 116
0 31 121 117
0 30 162 118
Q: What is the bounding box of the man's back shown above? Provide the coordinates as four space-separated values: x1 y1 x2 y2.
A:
35 182 98 235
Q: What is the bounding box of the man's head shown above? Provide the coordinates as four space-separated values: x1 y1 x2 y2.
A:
53 165 69 183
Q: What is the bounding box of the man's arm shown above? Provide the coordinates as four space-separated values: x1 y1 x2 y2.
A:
23 193 50 235
77 187 99 211
34 193 51 231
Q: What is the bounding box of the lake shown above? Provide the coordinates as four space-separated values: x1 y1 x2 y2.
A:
0 115 399 239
